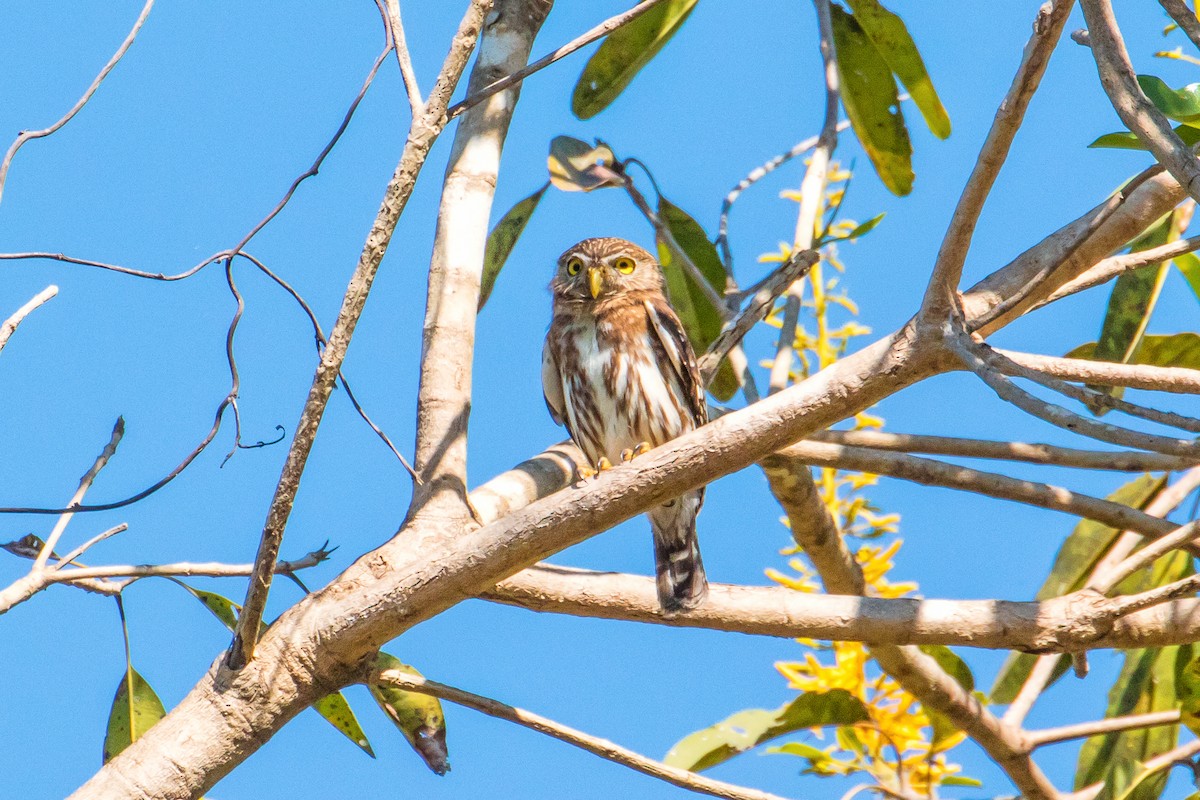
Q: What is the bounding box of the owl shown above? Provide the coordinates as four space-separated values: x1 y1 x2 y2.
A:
541 237 708 612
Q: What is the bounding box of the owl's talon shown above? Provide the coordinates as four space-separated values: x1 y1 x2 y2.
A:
575 465 597 483
633 441 652 457
596 456 613 471
620 448 633 463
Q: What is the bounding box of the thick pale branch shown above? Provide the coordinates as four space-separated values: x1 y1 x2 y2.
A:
371 668 793 800
920 0 1073 318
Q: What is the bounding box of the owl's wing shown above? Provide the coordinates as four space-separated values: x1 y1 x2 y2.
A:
541 336 566 426
643 299 708 428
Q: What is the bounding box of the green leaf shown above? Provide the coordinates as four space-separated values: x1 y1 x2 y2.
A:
369 652 450 775
1090 124 1200 150
941 775 985 788
103 667 167 763
479 184 548 310
1069 333 1200 370
1137 74 1200 123
844 0 950 138
1172 253 1200 305
1177 647 1200 736
918 645 975 745
991 474 1167 703
846 212 885 240
831 6 913 196
656 196 739 401
571 0 699 119
547 136 618 192
312 692 375 758
183 586 241 632
663 689 870 772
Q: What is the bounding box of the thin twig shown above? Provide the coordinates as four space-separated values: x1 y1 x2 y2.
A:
0 0 155 207
0 285 58 355
384 0 424 115
810 429 1196 471
951 335 1200 458
227 0 492 670
1002 654 1064 728
996 349 1200 395
1041 233 1200 305
919 0 1073 319
1028 709 1182 747
697 250 818 383
1160 0 1200 51
1111 572 1200 617
54 523 128 569
447 0 669 119
371 668 794 800
48 547 336 583
1091 520 1200 595
34 419 125 571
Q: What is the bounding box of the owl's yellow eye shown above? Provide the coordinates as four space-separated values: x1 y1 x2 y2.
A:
566 257 583 276
614 257 636 274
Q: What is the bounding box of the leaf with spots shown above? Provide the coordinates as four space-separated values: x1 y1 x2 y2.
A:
102 667 166 763
369 652 450 775
312 692 375 758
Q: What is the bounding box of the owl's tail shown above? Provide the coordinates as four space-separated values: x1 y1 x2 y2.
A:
649 491 707 614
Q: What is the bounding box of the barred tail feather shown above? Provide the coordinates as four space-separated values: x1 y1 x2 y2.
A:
649 492 707 613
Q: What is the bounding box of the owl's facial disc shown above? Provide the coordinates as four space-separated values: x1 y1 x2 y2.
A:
587 264 603 299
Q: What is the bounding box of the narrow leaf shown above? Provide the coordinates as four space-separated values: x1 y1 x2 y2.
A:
103 667 166 763
1137 74 1200 123
547 136 618 192
656 196 739 400
1174 252 1200 304
369 652 450 775
181 585 241 632
571 0 699 119
312 692 375 758
479 184 548 310
845 0 950 138
831 6 913 196
991 474 1166 703
663 688 870 772
1090 124 1200 150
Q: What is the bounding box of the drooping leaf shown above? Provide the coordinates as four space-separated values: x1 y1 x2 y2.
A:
991 474 1167 703
663 688 870 772
369 652 450 775
547 136 618 192
830 5 913 196
1137 74 1200 124
479 183 548 310
179 585 241 632
1068 333 1200 370
312 692 375 758
103 667 167 763
571 0 699 119
656 197 738 400
1171 253 1200 305
845 0 950 138
1090 124 1200 150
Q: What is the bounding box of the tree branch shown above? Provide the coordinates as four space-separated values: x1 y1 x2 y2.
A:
0 285 57 355
227 0 493 670
1027 709 1182 748
995 349 1200 395
919 0 1072 319
370 667 795 800
0 0 155 208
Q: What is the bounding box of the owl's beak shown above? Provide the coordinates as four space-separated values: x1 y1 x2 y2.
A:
587 265 603 299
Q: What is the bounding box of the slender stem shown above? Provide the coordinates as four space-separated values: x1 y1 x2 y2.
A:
371 668 796 800
0 0 155 207
0 285 58 355
995 349 1200 395
1091 520 1200 594
385 0 424 115
1028 709 1181 747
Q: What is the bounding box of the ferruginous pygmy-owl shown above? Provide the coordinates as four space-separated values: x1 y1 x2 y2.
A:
541 237 708 612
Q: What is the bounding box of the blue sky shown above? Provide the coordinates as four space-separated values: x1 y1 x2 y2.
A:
1 1 1198 798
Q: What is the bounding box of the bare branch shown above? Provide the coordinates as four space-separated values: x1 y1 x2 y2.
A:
447 0 667 119
1028 709 1182 748
227 0 494 670
1002 654 1066 728
1160 0 1200 52
1091 520 1200 594
48 551 334 584
1090 466 1200 583
810 429 1196 471
0 285 57 355
951 336 1200 458
34 419 125 571
1080 0 1200 203
776 439 1177 539
0 0 154 208
371 667 795 800
996 349 1200 395
1042 233 1200 305
384 0 424 115
920 0 1073 319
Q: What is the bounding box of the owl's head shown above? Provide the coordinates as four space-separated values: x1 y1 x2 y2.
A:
550 237 663 301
